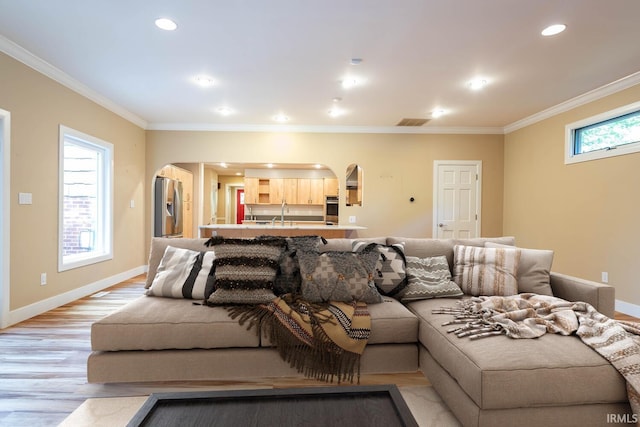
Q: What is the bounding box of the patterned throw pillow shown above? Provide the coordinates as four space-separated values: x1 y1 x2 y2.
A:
352 241 407 297
205 236 287 304
297 246 383 304
453 245 521 296
397 256 463 302
146 246 216 299
273 235 324 295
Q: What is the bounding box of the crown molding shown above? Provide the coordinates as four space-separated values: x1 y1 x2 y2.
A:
504 71 640 134
146 122 504 135
0 34 148 129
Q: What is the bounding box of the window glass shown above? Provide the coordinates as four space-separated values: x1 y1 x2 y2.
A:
565 101 640 164
59 126 113 271
574 110 640 154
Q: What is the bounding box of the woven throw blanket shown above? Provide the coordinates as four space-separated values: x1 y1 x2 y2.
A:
227 295 371 383
434 293 640 420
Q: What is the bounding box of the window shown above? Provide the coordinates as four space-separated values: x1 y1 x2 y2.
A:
58 126 113 271
565 101 640 164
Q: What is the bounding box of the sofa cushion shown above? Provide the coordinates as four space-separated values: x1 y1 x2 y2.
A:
353 242 407 297
397 255 463 301
91 296 260 351
206 236 287 304
453 245 521 296
146 246 216 299
145 238 212 288
408 297 628 409
260 296 419 346
297 247 384 304
485 242 554 296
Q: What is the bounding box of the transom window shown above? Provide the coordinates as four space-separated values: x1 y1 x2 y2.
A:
58 126 113 271
565 101 640 164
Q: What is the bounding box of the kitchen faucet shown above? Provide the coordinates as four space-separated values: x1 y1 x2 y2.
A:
281 200 288 226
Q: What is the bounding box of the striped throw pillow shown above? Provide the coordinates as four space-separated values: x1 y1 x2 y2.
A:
397 256 463 301
146 246 216 299
206 236 287 304
453 245 521 296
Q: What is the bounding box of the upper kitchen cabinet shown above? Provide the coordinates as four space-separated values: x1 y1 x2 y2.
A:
324 178 339 196
244 177 271 204
283 178 298 203
269 178 284 204
297 178 324 204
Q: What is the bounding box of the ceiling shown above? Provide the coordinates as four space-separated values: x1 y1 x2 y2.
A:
1 1 640 132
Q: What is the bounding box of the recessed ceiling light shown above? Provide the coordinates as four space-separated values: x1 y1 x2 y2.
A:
219 162 228 168
341 76 364 89
328 107 345 118
314 164 322 169
215 106 234 116
155 18 177 31
468 78 488 90
541 24 566 36
272 113 290 123
431 109 446 118
193 75 215 87
266 163 275 168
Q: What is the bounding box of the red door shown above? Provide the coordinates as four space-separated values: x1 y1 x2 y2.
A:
236 189 245 224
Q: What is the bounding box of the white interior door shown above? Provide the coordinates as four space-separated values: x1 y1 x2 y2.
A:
433 161 481 238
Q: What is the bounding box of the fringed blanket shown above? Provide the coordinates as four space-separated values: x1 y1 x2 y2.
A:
227 295 371 383
434 293 640 420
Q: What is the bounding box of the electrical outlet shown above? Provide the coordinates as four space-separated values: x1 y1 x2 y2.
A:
40 273 47 286
348 216 356 224
601 272 609 283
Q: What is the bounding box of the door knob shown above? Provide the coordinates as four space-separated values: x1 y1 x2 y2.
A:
438 223 445 228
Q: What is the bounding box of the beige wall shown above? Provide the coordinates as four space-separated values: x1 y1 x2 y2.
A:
0 52 146 312
504 84 640 306
145 130 504 249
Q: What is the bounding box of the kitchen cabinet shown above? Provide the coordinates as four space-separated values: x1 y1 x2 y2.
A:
269 178 284 204
324 178 339 196
244 177 271 204
297 178 324 205
283 178 298 203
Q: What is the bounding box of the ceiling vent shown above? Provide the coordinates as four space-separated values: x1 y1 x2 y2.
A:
396 118 430 126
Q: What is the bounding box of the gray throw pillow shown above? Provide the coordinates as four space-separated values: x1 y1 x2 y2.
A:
297 247 383 304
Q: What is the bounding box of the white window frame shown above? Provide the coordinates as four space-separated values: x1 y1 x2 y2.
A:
565 100 640 164
58 126 113 272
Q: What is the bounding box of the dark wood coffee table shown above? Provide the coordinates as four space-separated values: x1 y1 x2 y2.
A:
127 384 418 427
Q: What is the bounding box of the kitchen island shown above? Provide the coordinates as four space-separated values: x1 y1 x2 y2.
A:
199 223 366 239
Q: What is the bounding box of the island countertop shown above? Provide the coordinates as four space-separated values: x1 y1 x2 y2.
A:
198 224 366 239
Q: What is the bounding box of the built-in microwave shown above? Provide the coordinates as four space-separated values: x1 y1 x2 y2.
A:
325 196 339 224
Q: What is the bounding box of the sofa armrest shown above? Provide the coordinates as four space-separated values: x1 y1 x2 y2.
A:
550 272 615 318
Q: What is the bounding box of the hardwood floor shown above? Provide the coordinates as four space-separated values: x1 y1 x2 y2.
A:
0 275 428 427
1 275 638 426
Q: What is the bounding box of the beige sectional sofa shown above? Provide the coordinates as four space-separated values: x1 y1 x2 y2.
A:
88 236 632 427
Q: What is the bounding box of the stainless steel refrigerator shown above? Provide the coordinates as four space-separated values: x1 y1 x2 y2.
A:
154 176 183 237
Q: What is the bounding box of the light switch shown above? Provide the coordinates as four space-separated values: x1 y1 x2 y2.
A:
18 192 32 205
130 199 135 208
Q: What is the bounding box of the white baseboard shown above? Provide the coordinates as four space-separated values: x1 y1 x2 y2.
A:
615 299 640 319
7 265 146 327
